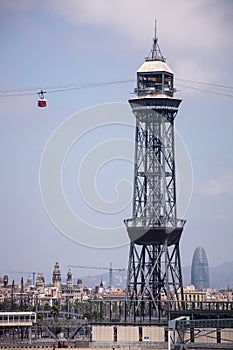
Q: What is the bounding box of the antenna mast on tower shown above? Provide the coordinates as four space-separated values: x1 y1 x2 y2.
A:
146 19 165 62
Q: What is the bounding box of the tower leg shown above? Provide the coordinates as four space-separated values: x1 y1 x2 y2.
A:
126 237 184 320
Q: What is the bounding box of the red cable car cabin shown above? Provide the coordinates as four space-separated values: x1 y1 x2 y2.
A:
38 90 47 107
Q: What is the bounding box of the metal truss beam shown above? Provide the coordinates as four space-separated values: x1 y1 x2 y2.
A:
126 105 185 320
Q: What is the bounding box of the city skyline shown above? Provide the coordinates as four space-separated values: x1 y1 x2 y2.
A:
2 255 232 291
0 1 233 278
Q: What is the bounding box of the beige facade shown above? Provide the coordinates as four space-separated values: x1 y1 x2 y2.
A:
92 324 233 344
221 329 233 343
92 325 165 342
92 326 114 342
117 326 138 342
143 326 164 342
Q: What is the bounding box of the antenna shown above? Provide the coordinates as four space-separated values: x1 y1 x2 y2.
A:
146 19 165 62
154 18 157 42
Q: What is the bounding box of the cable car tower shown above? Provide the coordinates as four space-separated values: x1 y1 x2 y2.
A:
125 23 186 319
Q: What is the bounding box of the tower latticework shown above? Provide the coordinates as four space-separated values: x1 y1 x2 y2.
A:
125 26 186 319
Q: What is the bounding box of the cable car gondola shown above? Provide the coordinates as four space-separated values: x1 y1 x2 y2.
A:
38 90 47 107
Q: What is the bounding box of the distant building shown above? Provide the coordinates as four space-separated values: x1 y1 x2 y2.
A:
66 269 73 291
3 275 8 288
183 285 206 305
35 273 45 293
191 246 210 290
52 262 61 290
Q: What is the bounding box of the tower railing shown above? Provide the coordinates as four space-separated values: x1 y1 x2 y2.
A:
124 217 185 228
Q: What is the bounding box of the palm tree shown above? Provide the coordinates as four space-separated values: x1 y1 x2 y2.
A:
50 304 60 319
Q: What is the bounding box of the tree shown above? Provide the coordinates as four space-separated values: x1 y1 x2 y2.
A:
49 303 60 319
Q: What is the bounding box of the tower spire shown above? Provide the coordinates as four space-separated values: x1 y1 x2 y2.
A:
146 19 165 62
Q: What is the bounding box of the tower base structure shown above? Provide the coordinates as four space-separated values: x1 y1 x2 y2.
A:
126 224 185 320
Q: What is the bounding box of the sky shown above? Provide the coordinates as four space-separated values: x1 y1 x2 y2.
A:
0 0 233 286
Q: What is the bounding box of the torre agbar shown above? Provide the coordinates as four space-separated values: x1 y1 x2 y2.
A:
124 27 186 320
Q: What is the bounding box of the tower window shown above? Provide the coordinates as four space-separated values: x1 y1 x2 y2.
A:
137 72 173 96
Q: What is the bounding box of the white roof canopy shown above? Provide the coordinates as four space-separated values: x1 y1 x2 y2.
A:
137 60 173 74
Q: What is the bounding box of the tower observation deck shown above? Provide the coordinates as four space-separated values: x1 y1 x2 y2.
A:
125 24 186 320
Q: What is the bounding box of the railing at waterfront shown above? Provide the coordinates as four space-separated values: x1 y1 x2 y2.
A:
0 300 232 325
86 299 233 323
0 312 36 326
35 299 233 323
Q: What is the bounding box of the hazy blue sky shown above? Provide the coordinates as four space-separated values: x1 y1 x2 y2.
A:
0 0 233 285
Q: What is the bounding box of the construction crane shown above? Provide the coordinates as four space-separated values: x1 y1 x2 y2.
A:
68 263 125 288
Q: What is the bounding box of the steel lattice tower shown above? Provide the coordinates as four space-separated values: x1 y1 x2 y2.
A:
125 26 186 319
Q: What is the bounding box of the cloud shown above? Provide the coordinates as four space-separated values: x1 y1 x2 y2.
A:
2 0 233 56
46 0 233 83
2 0 233 84
48 0 232 48
197 165 233 196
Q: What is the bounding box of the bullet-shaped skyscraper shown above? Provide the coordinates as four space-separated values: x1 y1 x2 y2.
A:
191 246 210 290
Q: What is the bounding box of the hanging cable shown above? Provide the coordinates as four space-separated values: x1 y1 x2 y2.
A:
0 79 134 97
0 77 232 98
176 83 233 98
176 78 233 90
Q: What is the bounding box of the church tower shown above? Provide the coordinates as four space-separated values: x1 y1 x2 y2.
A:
52 261 61 290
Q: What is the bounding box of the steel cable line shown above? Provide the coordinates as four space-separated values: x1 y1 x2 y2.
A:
176 78 233 90
176 83 233 98
0 79 134 97
0 78 233 98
